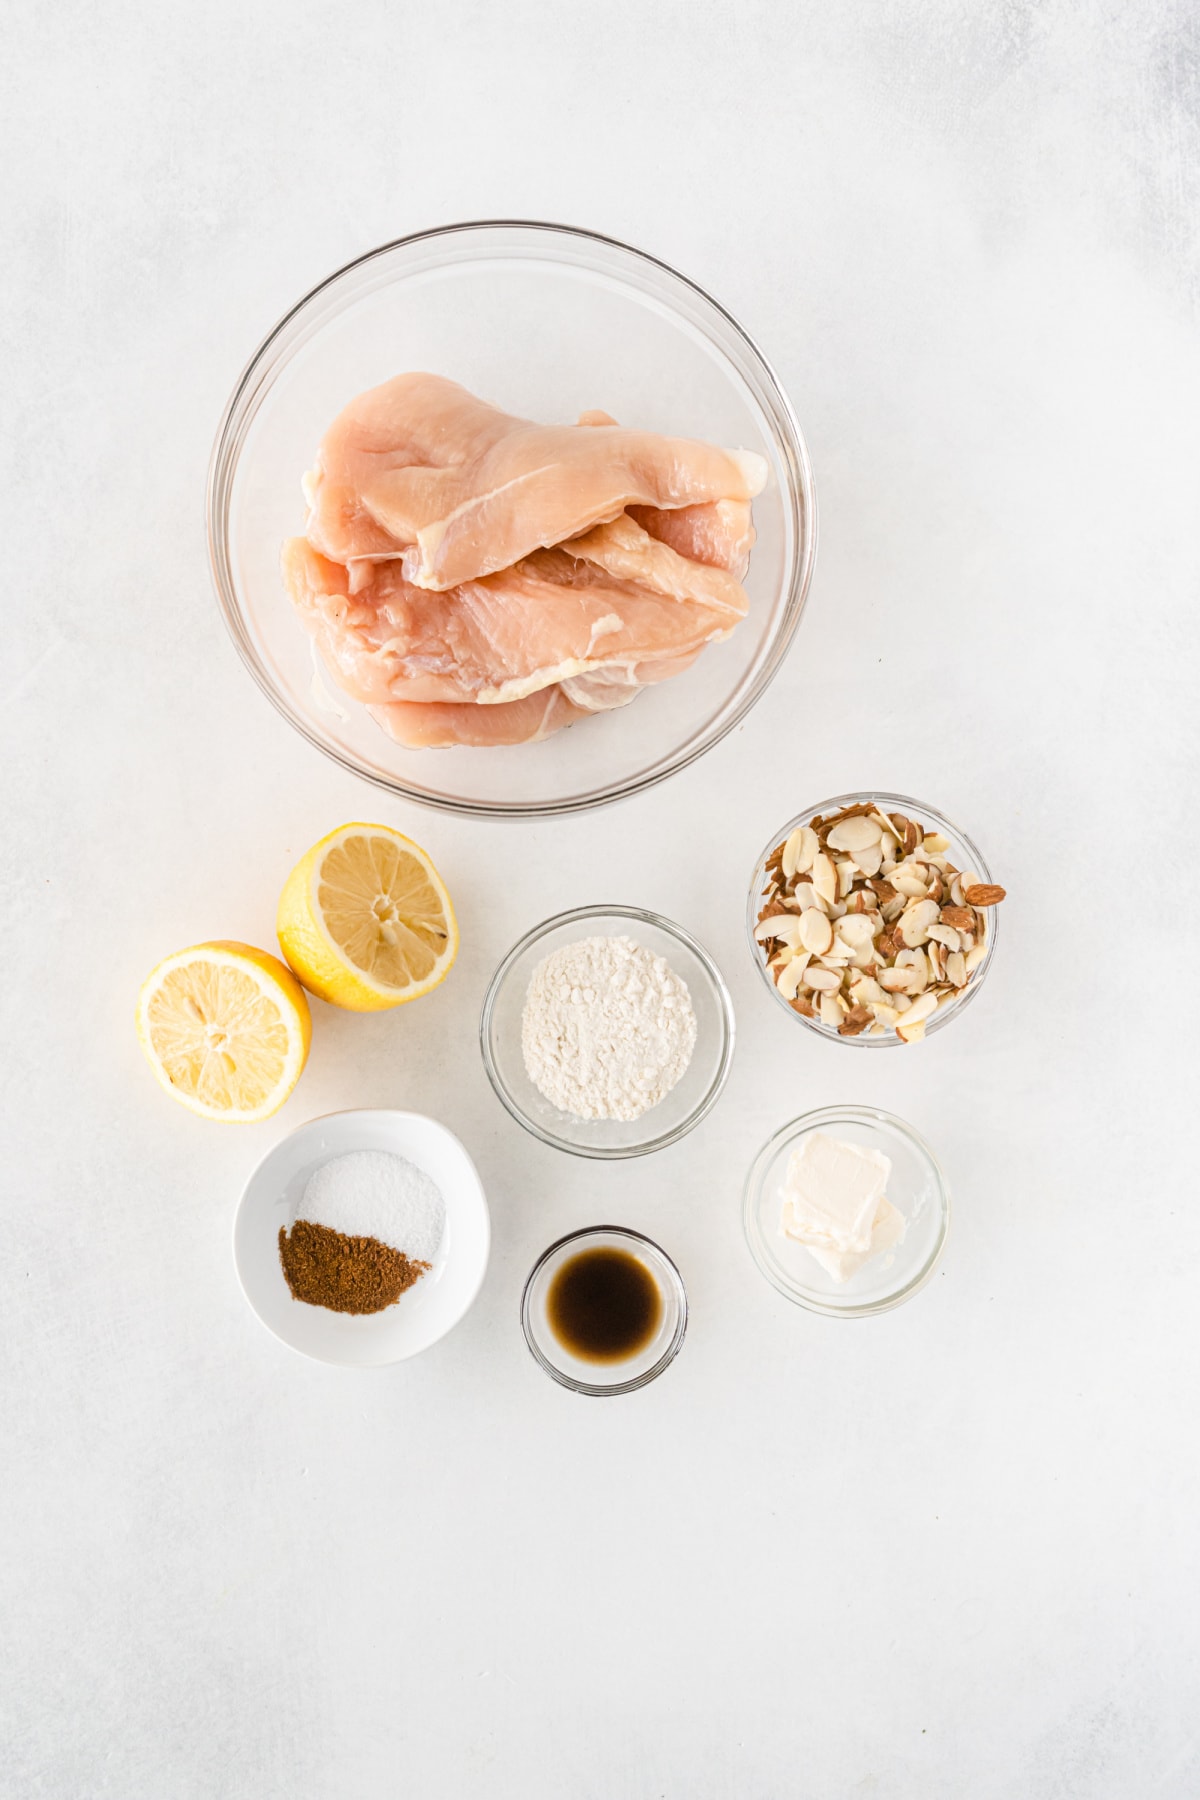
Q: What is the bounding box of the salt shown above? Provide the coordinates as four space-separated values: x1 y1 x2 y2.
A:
298 1150 446 1266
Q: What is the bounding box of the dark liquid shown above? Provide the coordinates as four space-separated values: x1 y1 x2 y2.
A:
546 1247 662 1364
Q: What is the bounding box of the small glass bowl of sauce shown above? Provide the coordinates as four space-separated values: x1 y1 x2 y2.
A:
521 1227 688 1395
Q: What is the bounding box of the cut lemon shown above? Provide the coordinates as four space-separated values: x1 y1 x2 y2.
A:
276 823 458 1012
136 941 311 1122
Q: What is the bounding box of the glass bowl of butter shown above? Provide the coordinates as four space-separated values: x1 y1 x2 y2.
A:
743 1105 950 1316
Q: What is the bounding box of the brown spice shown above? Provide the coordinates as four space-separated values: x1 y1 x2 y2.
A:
278 1219 430 1315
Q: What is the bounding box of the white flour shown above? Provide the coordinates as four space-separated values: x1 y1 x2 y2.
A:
521 934 697 1122
298 1150 445 1264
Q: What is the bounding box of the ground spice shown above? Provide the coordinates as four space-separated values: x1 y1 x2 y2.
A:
278 1219 430 1315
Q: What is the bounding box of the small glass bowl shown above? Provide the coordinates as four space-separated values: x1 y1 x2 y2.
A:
521 1226 688 1395
746 790 999 1046
480 904 735 1159
743 1105 951 1317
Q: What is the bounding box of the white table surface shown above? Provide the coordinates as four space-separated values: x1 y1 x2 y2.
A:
4 4 1198 1796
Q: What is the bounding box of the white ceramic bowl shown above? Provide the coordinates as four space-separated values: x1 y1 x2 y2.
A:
233 1109 490 1365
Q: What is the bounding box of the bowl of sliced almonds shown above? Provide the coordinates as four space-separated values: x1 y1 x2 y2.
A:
747 792 1005 1045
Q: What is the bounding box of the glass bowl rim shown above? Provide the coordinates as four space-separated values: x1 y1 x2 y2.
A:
742 1103 952 1317
206 216 818 819
520 1224 689 1395
745 789 998 1047
479 901 736 1160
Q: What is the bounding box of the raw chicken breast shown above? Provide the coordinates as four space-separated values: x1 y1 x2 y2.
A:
564 513 748 621
306 373 767 589
629 498 756 577
575 410 757 576
368 652 702 748
368 688 588 748
283 539 735 708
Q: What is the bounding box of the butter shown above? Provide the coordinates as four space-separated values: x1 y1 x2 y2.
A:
779 1131 906 1283
781 1132 890 1252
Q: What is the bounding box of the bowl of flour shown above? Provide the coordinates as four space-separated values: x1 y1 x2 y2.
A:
480 905 735 1158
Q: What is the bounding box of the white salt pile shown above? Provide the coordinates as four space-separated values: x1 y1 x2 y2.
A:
298 1150 445 1266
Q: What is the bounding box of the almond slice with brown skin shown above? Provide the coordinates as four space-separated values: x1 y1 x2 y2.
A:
939 905 975 931
838 1006 872 1037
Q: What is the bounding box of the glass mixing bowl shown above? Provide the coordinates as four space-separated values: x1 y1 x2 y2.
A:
208 220 816 817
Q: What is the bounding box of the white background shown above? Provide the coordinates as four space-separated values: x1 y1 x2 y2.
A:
3 4 1199 1795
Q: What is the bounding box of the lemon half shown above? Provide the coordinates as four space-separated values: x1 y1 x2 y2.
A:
136 941 311 1122
276 823 458 1012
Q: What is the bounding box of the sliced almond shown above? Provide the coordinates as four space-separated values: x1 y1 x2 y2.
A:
836 858 856 899
804 966 841 993
946 950 967 987
754 914 802 944
898 989 938 1027
922 832 950 854
819 992 847 1029
790 995 816 1019
836 913 876 950
891 870 927 899
781 828 805 881
811 852 837 907
798 909 833 955
849 975 886 1007
964 942 987 973
926 923 961 952
896 1017 926 1044
788 826 819 878
852 842 884 878
826 815 882 854
939 905 975 932
879 966 913 993
777 952 812 1000
838 1005 872 1037
899 898 940 947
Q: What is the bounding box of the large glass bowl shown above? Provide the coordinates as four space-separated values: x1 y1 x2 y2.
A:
746 791 1000 1047
208 220 816 818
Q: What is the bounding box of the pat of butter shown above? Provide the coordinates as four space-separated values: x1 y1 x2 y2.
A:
780 1132 891 1253
796 1196 907 1283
